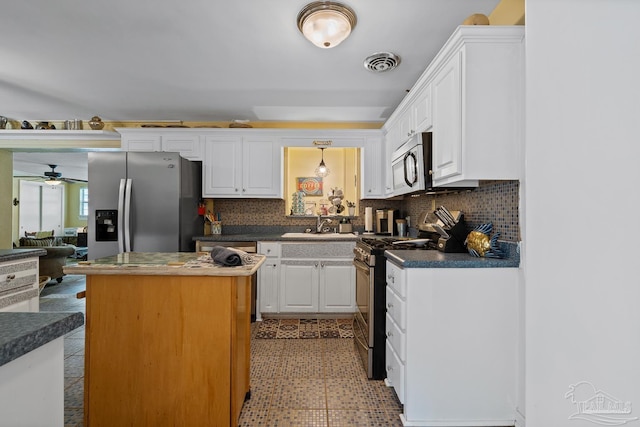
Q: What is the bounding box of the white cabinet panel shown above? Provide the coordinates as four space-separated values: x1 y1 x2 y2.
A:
319 261 355 312
280 262 319 312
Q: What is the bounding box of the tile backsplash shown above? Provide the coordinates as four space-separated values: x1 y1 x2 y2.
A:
209 180 520 242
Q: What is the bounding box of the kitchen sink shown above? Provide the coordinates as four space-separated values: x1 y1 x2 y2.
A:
281 232 357 239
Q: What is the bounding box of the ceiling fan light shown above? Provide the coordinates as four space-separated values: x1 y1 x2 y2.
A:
298 2 357 49
46 178 62 186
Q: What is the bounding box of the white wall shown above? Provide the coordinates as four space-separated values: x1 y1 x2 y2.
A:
525 1 640 426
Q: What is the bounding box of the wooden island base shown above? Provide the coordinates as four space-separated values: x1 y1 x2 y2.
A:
84 274 251 427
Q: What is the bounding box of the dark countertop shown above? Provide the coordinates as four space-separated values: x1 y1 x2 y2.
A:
0 312 84 367
194 233 359 242
0 248 47 263
385 242 520 268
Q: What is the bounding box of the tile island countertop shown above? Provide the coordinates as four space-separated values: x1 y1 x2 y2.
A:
63 252 265 276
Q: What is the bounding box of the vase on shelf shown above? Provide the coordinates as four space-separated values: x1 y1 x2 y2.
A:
348 207 356 216
88 116 104 130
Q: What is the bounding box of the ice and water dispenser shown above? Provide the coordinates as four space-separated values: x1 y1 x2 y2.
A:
95 210 118 241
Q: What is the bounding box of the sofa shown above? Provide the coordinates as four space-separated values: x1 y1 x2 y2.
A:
18 235 76 283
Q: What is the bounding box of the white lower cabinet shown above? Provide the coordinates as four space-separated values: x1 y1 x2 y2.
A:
277 242 355 314
257 242 281 317
385 260 518 426
0 257 40 312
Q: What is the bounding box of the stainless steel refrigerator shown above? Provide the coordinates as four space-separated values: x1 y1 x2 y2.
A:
88 152 202 259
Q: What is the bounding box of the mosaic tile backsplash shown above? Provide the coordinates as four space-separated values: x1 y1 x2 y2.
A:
209 180 520 242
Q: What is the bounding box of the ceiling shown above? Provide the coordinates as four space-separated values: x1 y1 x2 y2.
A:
4 0 500 179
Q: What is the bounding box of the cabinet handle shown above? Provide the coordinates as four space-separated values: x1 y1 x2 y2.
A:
5 274 15 282
386 330 393 338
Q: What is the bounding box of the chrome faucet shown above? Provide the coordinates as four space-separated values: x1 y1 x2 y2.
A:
316 215 333 233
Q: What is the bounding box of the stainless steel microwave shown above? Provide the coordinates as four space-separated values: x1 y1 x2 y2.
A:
391 133 431 196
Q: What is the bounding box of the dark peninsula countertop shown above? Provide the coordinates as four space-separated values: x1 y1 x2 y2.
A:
0 312 84 367
0 248 47 262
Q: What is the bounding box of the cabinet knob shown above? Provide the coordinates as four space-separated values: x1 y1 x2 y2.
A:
272 264 277 268
235 188 239 192
386 330 393 337
242 188 246 192
320 262 325 268
5 274 15 282
266 249 271 253
315 263 319 268
387 365 393 372
387 303 393 309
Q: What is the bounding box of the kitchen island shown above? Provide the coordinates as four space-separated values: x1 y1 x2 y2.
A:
64 252 265 427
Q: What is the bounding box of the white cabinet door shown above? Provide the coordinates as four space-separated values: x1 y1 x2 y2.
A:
413 84 433 132
122 134 162 152
258 259 280 313
432 52 462 183
162 134 203 160
203 135 243 196
203 135 281 198
279 262 319 312
318 261 355 312
361 135 384 199
242 137 281 197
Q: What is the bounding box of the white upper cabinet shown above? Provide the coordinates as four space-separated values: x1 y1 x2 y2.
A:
361 134 385 199
382 26 524 190
430 26 524 187
118 129 204 160
203 134 282 198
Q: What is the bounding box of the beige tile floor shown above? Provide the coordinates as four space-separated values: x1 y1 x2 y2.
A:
40 275 403 427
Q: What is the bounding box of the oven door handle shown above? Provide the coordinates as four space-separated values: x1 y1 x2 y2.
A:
353 259 370 272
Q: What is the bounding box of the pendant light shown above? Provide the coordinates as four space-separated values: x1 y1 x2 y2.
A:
315 147 330 177
297 1 357 49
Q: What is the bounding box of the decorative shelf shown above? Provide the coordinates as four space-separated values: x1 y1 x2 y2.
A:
0 130 121 150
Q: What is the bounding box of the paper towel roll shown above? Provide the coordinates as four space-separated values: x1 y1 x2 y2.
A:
365 207 373 232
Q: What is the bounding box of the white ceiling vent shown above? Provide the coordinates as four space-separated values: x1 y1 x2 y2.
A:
364 52 400 73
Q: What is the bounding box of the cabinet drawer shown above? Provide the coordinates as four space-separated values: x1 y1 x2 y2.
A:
258 242 280 258
386 313 406 362
0 259 38 294
386 286 406 331
385 340 405 404
386 261 406 298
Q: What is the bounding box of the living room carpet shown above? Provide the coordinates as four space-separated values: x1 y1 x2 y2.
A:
255 318 354 339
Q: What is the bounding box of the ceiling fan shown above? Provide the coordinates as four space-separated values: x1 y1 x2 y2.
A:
42 164 87 185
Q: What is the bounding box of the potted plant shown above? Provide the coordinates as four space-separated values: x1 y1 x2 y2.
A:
346 201 356 217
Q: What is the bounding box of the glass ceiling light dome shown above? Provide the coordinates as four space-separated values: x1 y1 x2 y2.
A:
297 1 357 49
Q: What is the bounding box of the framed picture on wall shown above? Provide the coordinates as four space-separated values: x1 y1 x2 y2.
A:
296 177 323 196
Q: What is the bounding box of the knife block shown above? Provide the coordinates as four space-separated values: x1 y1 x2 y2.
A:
437 216 468 253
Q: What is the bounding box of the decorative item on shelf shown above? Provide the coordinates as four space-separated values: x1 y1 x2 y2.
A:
346 200 356 216
21 120 33 130
229 119 252 128
462 13 490 25
328 187 344 214
204 212 222 235
0 116 8 129
88 116 105 130
36 121 56 130
291 191 306 215
63 119 83 130
464 222 506 258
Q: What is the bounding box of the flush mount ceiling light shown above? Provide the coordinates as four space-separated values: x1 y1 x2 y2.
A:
297 1 357 49
315 147 330 177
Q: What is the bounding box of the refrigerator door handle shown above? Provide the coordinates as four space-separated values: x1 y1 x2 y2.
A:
123 178 132 252
117 179 127 253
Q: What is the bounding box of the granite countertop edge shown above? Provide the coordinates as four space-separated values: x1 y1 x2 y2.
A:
0 312 84 367
0 248 47 262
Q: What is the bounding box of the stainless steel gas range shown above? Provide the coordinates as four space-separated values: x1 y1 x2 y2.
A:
352 236 436 379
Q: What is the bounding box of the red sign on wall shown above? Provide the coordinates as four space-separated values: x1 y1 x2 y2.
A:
296 177 323 195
